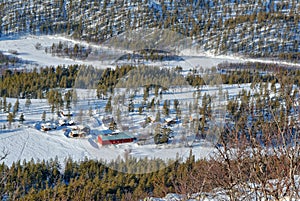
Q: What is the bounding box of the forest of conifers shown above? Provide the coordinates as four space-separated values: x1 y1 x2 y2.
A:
1 133 300 201
1 0 300 200
0 63 300 199
1 0 300 61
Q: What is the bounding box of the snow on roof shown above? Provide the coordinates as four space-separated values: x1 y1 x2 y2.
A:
99 129 113 135
98 131 135 141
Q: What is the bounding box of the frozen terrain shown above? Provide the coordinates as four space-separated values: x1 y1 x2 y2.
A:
0 34 294 169
0 35 299 71
0 83 252 168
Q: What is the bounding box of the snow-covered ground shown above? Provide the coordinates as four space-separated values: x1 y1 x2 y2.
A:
0 123 217 170
0 35 272 70
0 35 119 69
1 35 299 71
180 48 300 68
0 34 291 171
145 176 300 201
0 82 252 172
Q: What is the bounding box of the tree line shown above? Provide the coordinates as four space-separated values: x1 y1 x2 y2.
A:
0 132 300 201
45 41 92 60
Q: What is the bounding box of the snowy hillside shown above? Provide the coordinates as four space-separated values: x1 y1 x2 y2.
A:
0 81 253 168
0 35 299 70
0 0 300 60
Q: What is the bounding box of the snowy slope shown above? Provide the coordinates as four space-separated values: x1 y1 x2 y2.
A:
0 35 119 69
1 35 299 71
0 124 216 168
0 83 252 168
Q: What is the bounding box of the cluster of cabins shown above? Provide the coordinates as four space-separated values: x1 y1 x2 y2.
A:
69 125 91 138
40 112 138 145
40 110 92 138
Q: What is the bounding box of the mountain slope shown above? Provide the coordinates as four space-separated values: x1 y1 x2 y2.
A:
0 0 299 61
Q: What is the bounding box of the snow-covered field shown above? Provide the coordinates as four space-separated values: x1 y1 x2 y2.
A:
0 34 290 171
0 82 252 171
0 35 244 70
0 35 119 69
1 35 299 71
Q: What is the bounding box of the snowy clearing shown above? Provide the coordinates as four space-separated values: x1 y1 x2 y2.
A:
0 35 299 71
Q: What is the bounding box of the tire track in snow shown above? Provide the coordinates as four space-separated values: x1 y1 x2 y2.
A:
41 130 89 161
78 139 91 158
17 130 29 161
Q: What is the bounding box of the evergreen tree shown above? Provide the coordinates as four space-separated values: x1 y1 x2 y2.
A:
163 100 170 116
7 103 12 113
3 96 7 112
155 110 161 122
13 98 19 115
154 85 159 97
154 124 169 144
138 106 143 114
19 113 25 124
128 98 134 113
7 112 14 125
64 91 72 110
109 120 117 131
105 96 112 113
143 87 149 101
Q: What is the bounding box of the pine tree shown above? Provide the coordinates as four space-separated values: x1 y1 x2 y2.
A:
7 103 12 113
109 120 117 131
13 98 19 115
19 113 25 124
7 112 14 125
155 110 161 122
128 98 134 113
143 87 149 101
154 124 169 144
3 96 7 112
116 107 121 124
155 85 159 97
163 100 170 116
64 91 72 110
138 106 143 114
105 96 112 113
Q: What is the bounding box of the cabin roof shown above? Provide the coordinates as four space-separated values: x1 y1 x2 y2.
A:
98 131 134 141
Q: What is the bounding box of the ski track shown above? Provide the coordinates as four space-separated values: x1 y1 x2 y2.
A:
17 131 29 161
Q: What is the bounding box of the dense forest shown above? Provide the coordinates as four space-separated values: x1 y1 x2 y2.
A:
0 0 300 61
1 134 300 200
3 61 300 99
2 61 300 144
1 0 300 199
0 62 300 199
0 65 78 98
45 41 92 60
